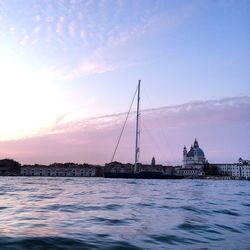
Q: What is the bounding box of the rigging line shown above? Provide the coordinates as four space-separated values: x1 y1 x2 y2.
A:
141 85 174 164
110 85 138 163
142 119 164 161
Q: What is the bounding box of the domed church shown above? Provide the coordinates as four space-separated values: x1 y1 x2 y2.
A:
183 138 206 169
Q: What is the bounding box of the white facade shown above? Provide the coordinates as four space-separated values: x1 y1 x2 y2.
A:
21 166 96 177
232 165 250 179
216 158 250 179
239 157 250 165
216 164 233 176
180 168 204 177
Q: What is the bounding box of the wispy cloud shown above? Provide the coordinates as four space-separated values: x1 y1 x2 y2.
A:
64 61 115 80
1 1 197 79
20 34 29 46
59 1 197 80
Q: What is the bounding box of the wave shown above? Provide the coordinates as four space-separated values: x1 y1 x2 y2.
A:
0 236 142 250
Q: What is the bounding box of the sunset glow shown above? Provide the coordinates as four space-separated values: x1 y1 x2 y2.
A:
0 0 249 164
0 51 69 139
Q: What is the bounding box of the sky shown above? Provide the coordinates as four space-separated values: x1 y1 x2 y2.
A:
0 0 249 165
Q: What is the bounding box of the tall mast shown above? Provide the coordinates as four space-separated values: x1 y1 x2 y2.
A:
134 80 141 173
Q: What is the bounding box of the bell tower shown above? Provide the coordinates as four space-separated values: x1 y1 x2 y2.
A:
151 156 156 166
183 146 187 167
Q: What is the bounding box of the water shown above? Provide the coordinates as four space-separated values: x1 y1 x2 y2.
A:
0 177 249 250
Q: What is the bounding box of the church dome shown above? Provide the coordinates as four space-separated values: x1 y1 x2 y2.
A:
196 148 205 157
186 139 205 158
183 139 206 169
187 147 194 157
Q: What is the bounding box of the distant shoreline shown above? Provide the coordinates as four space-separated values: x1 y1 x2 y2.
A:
1 159 250 180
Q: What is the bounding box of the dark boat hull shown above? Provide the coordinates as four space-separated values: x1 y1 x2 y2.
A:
104 171 184 179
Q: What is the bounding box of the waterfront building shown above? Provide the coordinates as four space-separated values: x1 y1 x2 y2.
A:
215 164 233 176
104 161 174 175
238 157 250 165
104 162 134 174
232 164 250 179
231 158 250 179
180 168 204 177
140 164 173 175
214 158 250 179
21 163 99 177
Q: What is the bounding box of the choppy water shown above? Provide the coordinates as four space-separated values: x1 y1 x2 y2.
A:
0 177 249 250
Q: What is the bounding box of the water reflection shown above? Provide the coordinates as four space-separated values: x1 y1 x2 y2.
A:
0 177 249 249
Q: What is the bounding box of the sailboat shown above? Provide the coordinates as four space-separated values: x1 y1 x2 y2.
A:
104 80 183 179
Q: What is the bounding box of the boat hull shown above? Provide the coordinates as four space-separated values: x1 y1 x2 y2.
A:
104 171 184 179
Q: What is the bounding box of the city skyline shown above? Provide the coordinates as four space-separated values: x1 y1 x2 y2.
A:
0 0 249 164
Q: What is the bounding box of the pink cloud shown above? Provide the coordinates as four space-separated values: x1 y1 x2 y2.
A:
32 26 40 34
68 21 75 37
56 23 63 36
34 15 41 22
20 35 29 46
65 61 114 80
1 96 249 165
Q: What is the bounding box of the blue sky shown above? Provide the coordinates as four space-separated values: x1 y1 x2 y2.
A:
0 0 249 164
